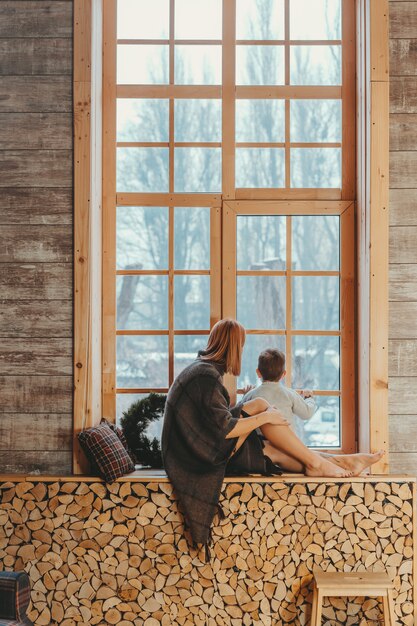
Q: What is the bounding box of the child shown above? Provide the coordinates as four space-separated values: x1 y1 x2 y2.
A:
242 348 315 438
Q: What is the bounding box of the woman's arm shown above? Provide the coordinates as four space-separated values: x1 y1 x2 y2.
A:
225 406 289 439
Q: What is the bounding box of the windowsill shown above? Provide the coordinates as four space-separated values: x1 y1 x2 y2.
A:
0 471 414 484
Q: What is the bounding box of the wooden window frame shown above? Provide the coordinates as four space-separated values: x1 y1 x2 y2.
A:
223 200 355 453
73 0 389 474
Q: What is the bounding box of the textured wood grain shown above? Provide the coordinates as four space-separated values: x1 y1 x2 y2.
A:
0 150 72 187
390 452 417 475
390 339 417 375
0 113 72 149
390 415 417 452
390 2 417 39
390 265 417 301
0 264 72 300
390 40 417 76
390 303 417 338
390 77 417 113
0 414 72 450
0 451 71 474
0 188 72 225
0 77 72 113
0 226 72 263
389 377 417 414
0 478 414 626
0 339 72 375
0 376 72 413
0 1 72 38
0 39 72 75
0 300 72 337
390 189 417 226
390 152 417 188
390 226 417 263
390 114 417 150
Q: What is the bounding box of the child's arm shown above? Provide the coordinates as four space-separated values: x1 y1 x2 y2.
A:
290 389 316 420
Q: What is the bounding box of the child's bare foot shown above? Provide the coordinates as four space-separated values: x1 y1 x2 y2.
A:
330 450 385 476
305 456 352 478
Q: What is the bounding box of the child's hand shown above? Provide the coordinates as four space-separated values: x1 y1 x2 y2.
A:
301 389 313 398
242 384 255 395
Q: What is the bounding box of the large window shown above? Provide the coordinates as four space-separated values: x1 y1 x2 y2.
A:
103 0 355 451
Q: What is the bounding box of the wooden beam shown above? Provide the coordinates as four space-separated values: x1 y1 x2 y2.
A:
368 0 390 472
73 0 103 473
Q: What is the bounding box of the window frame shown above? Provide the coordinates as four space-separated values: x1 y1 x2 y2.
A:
73 0 389 473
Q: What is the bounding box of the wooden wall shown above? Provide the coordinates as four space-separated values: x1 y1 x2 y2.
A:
0 1 73 473
389 1 417 474
0 475 415 625
0 1 415 474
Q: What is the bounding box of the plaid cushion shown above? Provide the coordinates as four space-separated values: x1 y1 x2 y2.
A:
78 422 135 483
0 571 31 621
100 418 136 464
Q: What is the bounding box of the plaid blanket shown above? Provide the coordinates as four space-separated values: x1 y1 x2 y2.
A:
162 358 244 546
0 571 32 624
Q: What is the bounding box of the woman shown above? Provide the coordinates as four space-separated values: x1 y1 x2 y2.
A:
162 319 384 547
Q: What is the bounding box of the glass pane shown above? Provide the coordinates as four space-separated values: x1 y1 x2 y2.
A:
116 275 168 330
293 277 339 330
175 46 221 85
239 334 285 389
237 46 285 85
175 100 221 142
174 275 210 330
237 276 286 329
117 335 168 388
292 335 340 390
301 395 340 448
237 215 286 270
117 394 164 452
117 148 169 192
117 0 169 39
236 148 285 188
175 148 221 192
175 0 222 39
292 216 339 271
117 206 168 270
290 0 341 40
117 99 169 142
291 148 341 188
290 46 341 85
174 207 210 270
236 100 285 143
290 100 341 143
117 45 169 84
117 393 146 426
174 335 208 378
236 0 285 40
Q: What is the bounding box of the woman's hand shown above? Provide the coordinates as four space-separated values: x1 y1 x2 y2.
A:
265 406 289 426
241 383 255 395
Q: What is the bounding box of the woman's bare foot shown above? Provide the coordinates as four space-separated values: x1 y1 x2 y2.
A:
325 450 385 476
305 455 352 478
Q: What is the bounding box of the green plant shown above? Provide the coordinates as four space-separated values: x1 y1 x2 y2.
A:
120 393 166 468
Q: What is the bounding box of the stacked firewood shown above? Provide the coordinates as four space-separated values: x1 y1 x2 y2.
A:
0 478 414 625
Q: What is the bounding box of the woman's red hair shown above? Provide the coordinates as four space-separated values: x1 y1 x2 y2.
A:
199 319 246 376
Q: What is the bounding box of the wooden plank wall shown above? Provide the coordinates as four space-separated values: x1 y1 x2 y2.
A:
0 1 73 473
389 1 417 474
0 1 415 475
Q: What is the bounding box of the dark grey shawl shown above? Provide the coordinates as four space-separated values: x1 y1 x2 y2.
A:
161 358 243 546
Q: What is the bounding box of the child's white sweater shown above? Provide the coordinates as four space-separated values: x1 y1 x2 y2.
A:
242 381 316 436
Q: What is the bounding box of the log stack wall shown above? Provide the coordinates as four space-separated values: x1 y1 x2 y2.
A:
0 1 73 473
0 476 415 626
389 1 417 475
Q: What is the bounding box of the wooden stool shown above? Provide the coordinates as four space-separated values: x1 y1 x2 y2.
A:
310 570 397 626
